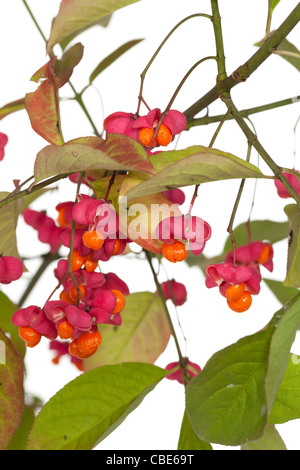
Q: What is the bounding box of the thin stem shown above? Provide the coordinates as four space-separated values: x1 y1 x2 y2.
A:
43 172 85 306
136 13 213 115
272 50 300 59
22 0 47 42
148 56 217 150
188 107 230 215
0 173 70 210
222 94 300 207
208 108 231 147
160 263 187 351
211 0 227 81
144 250 185 366
265 4 273 39
188 185 200 216
227 142 252 264
68 83 100 136
9 176 35 197
245 119 260 236
184 3 300 121
67 172 84 274
186 96 300 129
293 112 300 169
18 252 60 307
69 271 90 309
0 175 35 205
104 171 117 202
22 0 100 136
167 56 218 114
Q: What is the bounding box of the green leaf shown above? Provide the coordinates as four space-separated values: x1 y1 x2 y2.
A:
124 146 267 201
47 0 141 54
34 135 154 182
0 98 25 121
274 38 300 72
265 294 300 412
59 14 112 51
26 362 166 450
84 292 171 370
263 278 299 305
89 39 144 83
185 292 300 446
223 219 289 254
255 37 300 73
184 253 225 274
90 174 126 208
269 353 300 424
6 405 35 450
269 0 281 13
0 192 23 261
0 328 24 450
240 424 286 450
54 43 84 88
178 411 213 450
186 327 273 446
0 292 25 358
283 204 300 287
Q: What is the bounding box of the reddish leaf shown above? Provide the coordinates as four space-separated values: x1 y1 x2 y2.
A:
24 59 64 145
99 134 156 174
54 43 84 87
0 328 24 449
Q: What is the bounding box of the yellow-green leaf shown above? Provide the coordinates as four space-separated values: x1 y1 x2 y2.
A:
84 292 171 370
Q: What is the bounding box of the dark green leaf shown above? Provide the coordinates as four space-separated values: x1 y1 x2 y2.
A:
178 411 213 450
26 362 166 450
255 37 300 73
240 424 286 450
274 38 300 72
185 293 300 446
186 327 273 446
89 39 144 83
223 219 289 254
0 328 24 450
283 204 300 287
269 353 300 424
263 278 299 305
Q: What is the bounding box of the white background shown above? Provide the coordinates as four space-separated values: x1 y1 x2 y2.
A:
1 0 300 450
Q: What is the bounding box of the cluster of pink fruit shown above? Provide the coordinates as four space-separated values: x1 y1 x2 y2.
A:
2 105 300 381
11 195 130 369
